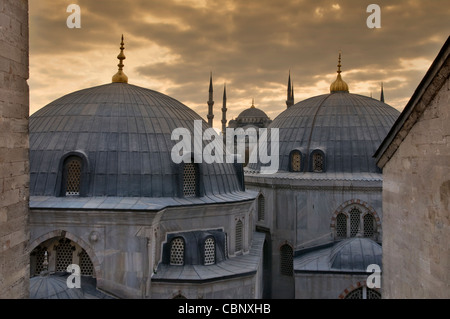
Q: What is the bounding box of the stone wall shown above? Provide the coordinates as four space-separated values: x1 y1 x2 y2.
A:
382 74 450 298
0 0 30 299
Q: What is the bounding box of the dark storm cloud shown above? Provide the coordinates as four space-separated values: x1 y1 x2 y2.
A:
29 0 450 120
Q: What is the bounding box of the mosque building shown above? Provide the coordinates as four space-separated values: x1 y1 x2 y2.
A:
28 35 401 299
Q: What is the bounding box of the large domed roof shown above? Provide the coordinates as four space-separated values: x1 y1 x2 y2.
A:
247 91 400 173
30 82 243 198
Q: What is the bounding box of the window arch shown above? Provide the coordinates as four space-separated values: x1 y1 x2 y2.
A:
63 156 82 196
280 244 293 276
204 237 216 265
331 201 380 240
258 194 265 221
290 150 302 172
170 237 185 266
235 220 243 253
183 163 198 197
344 286 381 299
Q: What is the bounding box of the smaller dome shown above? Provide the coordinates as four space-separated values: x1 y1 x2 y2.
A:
330 238 382 271
234 100 271 126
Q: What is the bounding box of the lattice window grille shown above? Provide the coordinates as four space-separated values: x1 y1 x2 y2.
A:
313 153 324 172
367 288 381 299
291 152 301 172
350 207 361 237
363 214 375 238
345 287 381 299
183 163 197 197
33 246 47 276
79 249 94 276
170 238 184 266
235 220 243 252
336 213 347 238
345 287 363 299
280 244 293 276
65 158 81 196
204 237 216 265
55 239 74 272
258 195 265 221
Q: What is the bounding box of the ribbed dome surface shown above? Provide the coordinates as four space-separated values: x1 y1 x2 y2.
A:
30 83 242 197
248 92 400 173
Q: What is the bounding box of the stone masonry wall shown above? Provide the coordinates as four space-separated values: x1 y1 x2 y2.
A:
0 0 30 299
382 73 449 298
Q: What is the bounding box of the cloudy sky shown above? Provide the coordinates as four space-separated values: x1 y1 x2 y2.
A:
29 0 449 127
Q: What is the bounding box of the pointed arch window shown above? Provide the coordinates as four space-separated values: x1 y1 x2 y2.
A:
290 150 302 172
280 244 293 276
183 163 199 197
363 214 375 237
63 156 82 196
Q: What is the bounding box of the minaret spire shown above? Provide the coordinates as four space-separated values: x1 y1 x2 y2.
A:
380 82 385 103
286 70 294 108
221 83 227 136
112 34 128 83
207 72 214 127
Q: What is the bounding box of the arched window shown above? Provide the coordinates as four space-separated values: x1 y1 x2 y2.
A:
290 150 302 172
336 213 347 238
312 152 324 172
63 156 82 196
344 286 381 299
204 237 215 265
363 214 375 237
183 163 198 197
350 207 362 237
235 220 243 253
170 237 185 266
258 194 265 221
280 244 293 276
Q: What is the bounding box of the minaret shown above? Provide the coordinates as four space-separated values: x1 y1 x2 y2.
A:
380 82 385 103
221 83 227 136
112 35 128 83
207 72 214 127
286 71 294 108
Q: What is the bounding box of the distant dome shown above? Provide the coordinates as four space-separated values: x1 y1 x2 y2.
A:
247 91 400 173
29 83 243 197
232 101 271 127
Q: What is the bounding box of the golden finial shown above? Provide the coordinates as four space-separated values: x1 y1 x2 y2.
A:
251 98 255 108
112 34 128 83
330 51 349 93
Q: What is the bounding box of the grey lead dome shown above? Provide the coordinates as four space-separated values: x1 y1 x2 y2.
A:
30 82 243 197
248 91 400 173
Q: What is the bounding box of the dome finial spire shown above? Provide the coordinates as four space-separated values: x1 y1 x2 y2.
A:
330 51 349 93
112 34 128 83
